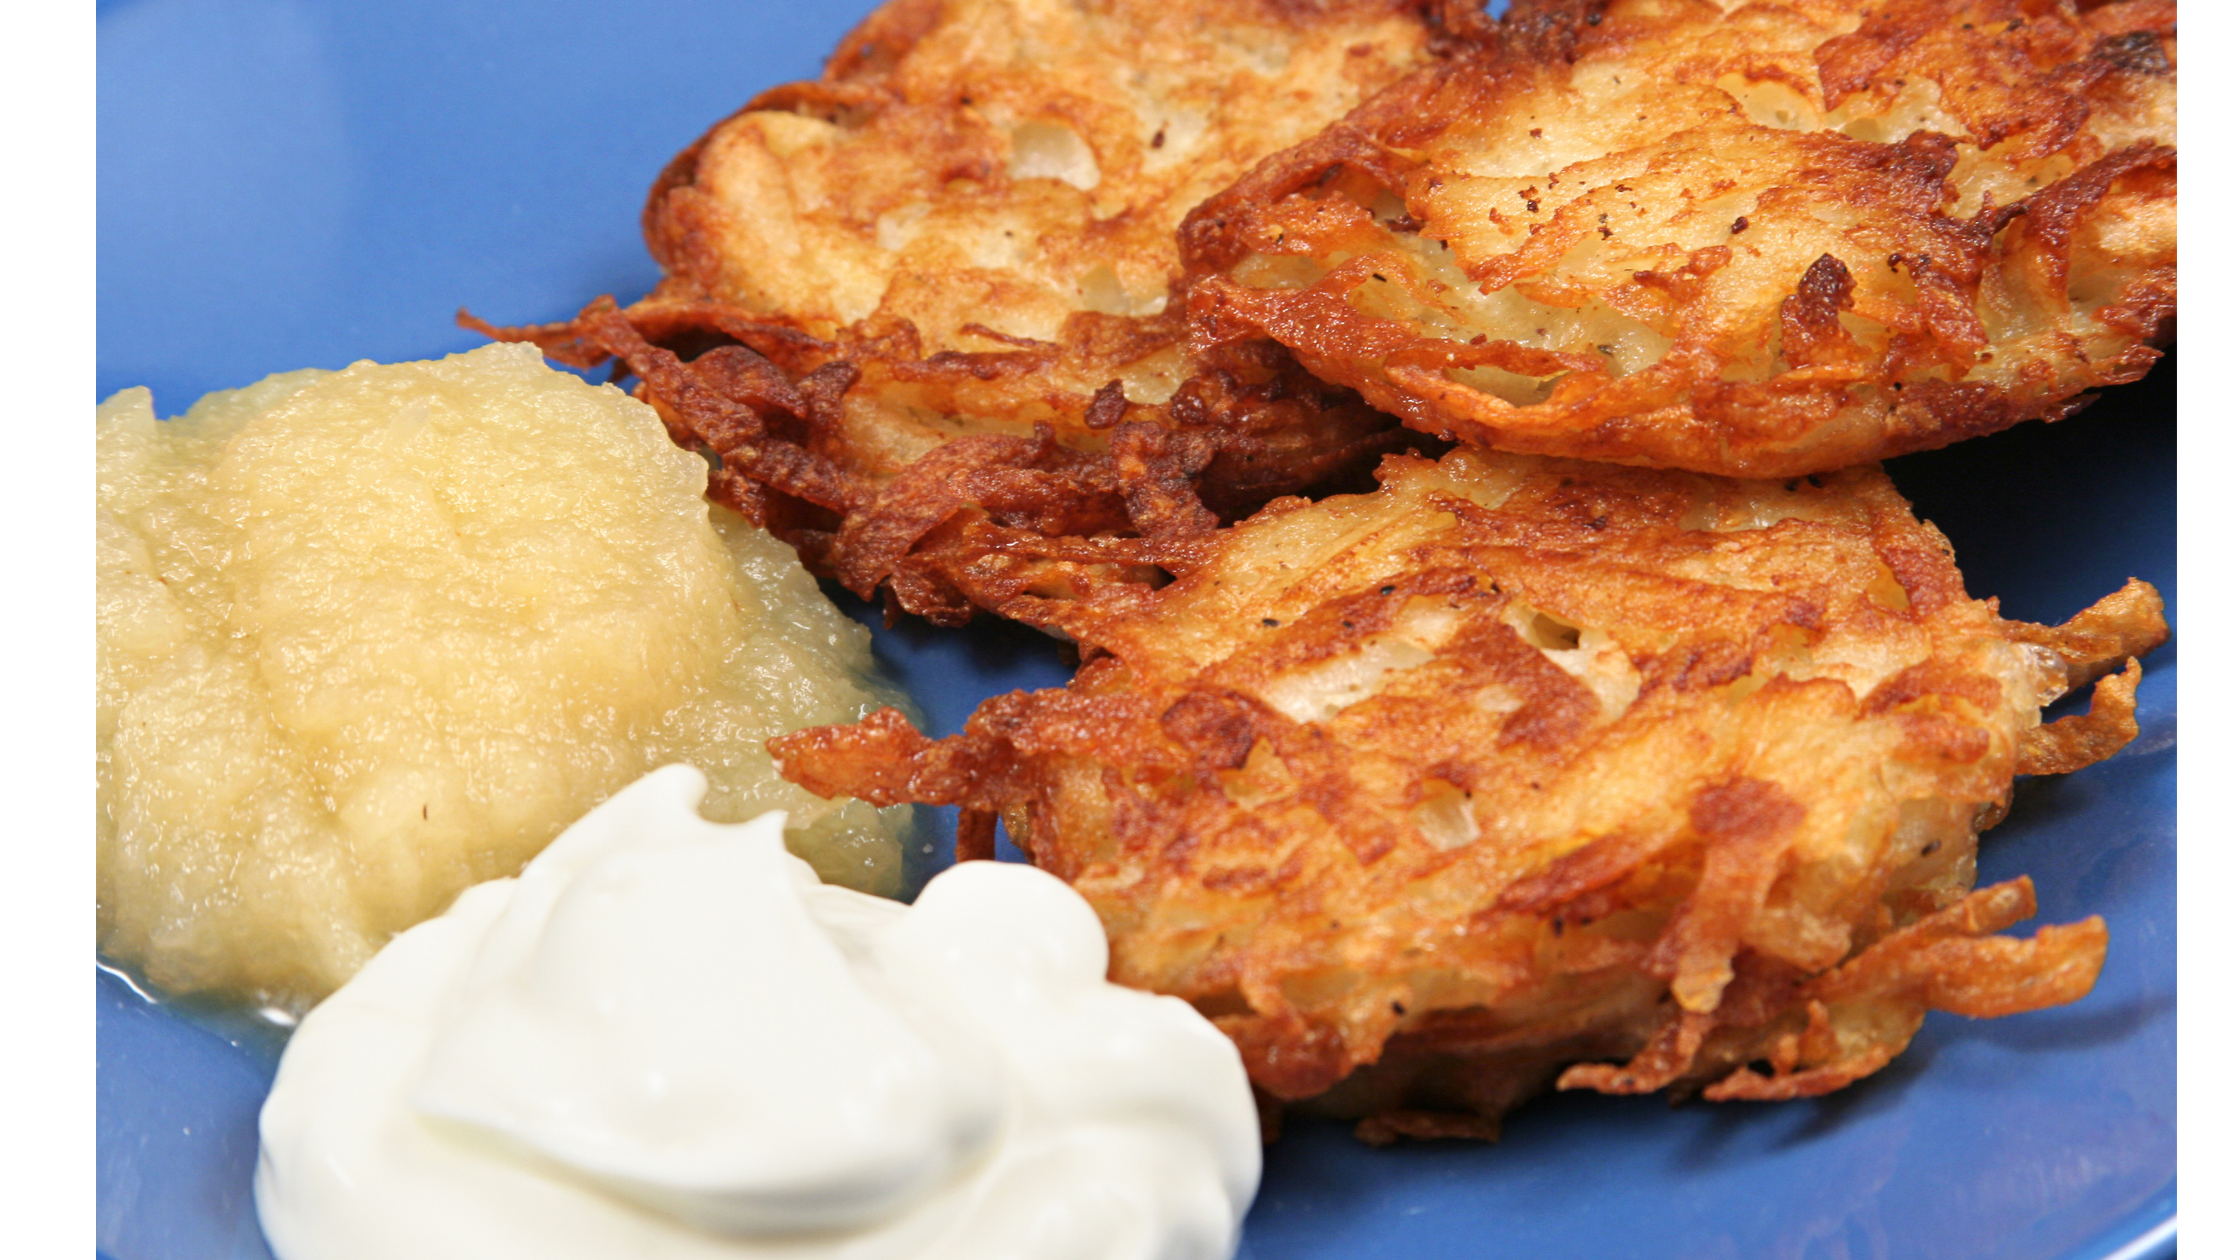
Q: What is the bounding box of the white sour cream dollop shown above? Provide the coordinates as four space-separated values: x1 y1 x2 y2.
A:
255 764 1260 1260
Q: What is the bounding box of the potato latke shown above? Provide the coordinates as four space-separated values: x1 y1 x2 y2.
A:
479 0 1478 623
773 447 2164 1137
1184 0 2175 476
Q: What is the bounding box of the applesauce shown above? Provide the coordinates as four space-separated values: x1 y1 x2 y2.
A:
97 342 916 1010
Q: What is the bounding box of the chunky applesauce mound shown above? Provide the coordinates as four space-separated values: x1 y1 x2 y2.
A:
97 342 915 1009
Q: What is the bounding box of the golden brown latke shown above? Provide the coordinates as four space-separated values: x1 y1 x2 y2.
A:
647 0 1463 353
773 447 2165 1139
478 0 1484 622
1183 0 2176 477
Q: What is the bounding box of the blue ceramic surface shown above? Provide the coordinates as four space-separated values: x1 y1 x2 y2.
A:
96 2 2177 1257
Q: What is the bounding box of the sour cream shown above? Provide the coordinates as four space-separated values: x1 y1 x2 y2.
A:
254 764 1260 1260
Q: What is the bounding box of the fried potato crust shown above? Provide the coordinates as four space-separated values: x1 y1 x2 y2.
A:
1184 0 2176 476
773 447 2165 1136
477 299 1405 627
478 0 1483 622
651 0 1459 351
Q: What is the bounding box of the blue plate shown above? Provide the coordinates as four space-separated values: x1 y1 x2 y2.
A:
96 2 2177 1257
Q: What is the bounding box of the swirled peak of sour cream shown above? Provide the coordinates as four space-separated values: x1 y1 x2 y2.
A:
255 764 1261 1260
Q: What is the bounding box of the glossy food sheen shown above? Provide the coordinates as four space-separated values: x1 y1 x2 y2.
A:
255 766 1261 1260
96 344 915 1009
